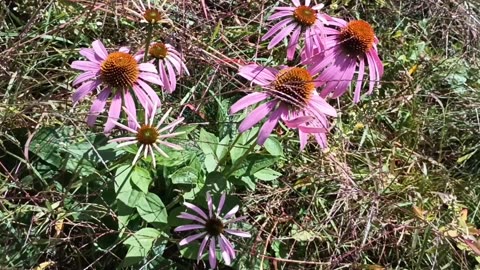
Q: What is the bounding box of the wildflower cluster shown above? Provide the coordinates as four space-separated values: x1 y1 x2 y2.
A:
68 0 384 268
231 0 384 149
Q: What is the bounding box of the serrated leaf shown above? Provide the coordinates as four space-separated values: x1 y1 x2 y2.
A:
131 166 152 193
170 166 198 185
136 193 168 224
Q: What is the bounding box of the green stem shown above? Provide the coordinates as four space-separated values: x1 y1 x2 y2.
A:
214 132 243 171
143 24 153 62
224 132 258 177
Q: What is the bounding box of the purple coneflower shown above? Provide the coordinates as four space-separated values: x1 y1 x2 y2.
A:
71 40 163 133
108 103 184 168
146 42 189 93
306 18 384 103
230 64 337 149
127 0 172 25
175 193 251 269
261 0 327 60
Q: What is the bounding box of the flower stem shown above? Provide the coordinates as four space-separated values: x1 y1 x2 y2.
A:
143 24 154 62
224 131 259 177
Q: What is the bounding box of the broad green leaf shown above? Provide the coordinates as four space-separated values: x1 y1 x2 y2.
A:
239 176 256 191
115 165 145 207
204 171 227 192
131 166 152 193
216 135 230 161
231 153 279 178
136 193 168 224
254 168 282 181
198 129 218 155
117 201 134 231
170 166 198 185
230 127 259 163
290 230 317 242
264 137 283 156
198 129 219 172
123 228 163 267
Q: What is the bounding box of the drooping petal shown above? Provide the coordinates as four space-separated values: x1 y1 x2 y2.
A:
86 87 110 127
262 18 293 40
353 57 366 103
184 202 209 220
178 212 207 224
238 64 277 86
72 79 101 104
220 234 237 259
218 236 231 265
208 237 217 269
174 224 205 232
223 205 239 219
268 23 297 49
238 100 277 133
92 40 108 59
138 62 157 73
229 92 269 114
72 71 97 86
123 90 137 130
79 48 103 63
224 229 251 238
179 232 207 246
197 235 210 263
257 105 284 145
104 92 122 133
71 61 100 72
286 26 301 60
216 193 226 216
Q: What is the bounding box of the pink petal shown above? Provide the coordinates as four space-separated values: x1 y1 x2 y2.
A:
71 61 100 72
184 202 209 220
238 64 277 86
87 88 110 127
262 18 293 41
230 92 269 114
139 72 163 86
174 224 205 232
73 71 97 86
224 229 251 238
72 79 101 104
138 63 157 73
123 90 137 130
354 57 366 103
223 205 239 219
286 25 301 60
238 100 277 133
165 60 178 92
216 193 226 215
92 40 108 59
136 79 161 106
179 232 206 246
158 61 171 92
267 10 292 21
80 48 103 63
132 84 153 112
197 235 210 262
218 236 231 265
268 23 297 49
177 212 206 224
208 238 217 269
104 92 122 133
257 106 284 145
310 95 337 117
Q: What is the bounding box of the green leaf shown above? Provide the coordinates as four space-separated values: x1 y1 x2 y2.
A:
117 200 134 231
115 165 145 207
239 176 256 191
264 137 283 156
170 166 198 185
131 166 152 193
290 230 317 242
204 171 227 192
254 168 282 181
230 127 259 163
198 129 218 172
136 193 168 224
216 135 230 161
231 153 279 178
123 228 163 267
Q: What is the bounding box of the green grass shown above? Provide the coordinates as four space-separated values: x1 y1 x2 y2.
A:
1 0 480 269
